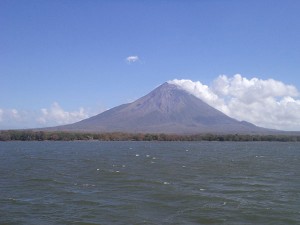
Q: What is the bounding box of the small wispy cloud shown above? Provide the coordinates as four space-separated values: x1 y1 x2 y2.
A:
126 55 139 64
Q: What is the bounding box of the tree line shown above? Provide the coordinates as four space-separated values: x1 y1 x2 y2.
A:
0 130 300 142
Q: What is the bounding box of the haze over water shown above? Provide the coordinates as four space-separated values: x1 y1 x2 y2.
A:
0 141 299 224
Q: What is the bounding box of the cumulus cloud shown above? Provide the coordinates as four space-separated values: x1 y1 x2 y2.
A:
126 55 139 63
10 109 20 120
37 102 89 126
0 109 3 122
169 75 300 131
168 79 228 113
0 109 27 129
0 102 91 129
0 109 21 121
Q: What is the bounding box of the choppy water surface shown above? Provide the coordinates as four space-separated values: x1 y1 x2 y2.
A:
0 141 299 224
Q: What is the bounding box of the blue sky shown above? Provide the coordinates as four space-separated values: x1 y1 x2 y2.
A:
1 0 300 130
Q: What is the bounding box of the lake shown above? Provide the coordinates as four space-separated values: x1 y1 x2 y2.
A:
0 141 299 224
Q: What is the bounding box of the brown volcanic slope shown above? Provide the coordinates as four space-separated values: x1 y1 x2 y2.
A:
50 82 272 134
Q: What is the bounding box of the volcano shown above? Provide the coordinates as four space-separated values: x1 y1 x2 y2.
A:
51 82 271 134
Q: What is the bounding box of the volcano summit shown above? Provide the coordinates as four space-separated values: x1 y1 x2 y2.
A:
49 82 271 134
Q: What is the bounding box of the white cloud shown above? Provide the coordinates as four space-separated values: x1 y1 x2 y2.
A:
1 76 300 131
0 109 21 121
37 102 89 126
126 55 139 63
0 109 28 129
0 102 92 129
168 79 228 113
169 75 300 131
10 109 20 120
212 74 298 103
0 109 3 122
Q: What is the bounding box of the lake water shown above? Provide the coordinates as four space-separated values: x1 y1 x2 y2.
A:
0 141 299 225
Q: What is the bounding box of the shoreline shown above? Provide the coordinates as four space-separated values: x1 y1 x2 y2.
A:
1 130 300 142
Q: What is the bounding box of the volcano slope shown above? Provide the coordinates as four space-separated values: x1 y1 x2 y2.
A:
49 82 272 134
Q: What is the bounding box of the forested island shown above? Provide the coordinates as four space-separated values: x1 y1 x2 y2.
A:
1 130 300 142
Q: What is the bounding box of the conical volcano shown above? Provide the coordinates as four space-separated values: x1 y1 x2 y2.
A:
53 82 269 134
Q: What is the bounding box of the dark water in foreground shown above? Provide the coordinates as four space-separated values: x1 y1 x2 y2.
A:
0 141 299 225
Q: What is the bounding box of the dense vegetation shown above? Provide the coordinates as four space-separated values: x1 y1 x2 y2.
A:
0 130 300 142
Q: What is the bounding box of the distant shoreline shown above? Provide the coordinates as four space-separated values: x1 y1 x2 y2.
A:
1 130 300 142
